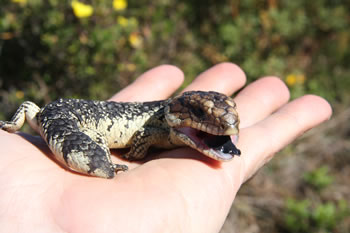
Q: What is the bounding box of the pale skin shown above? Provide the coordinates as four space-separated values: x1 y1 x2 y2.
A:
0 63 332 233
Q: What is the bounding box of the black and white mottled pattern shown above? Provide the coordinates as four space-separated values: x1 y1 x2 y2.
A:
0 91 241 179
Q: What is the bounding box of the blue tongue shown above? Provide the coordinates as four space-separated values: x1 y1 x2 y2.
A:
204 135 241 156
219 140 241 156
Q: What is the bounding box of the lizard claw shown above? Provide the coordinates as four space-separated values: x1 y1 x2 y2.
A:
113 164 128 172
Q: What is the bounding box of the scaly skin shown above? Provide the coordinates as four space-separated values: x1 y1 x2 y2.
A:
0 91 240 178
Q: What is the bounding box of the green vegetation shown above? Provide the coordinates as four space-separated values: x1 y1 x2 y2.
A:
304 166 334 190
284 199 350 233
284 199 311 232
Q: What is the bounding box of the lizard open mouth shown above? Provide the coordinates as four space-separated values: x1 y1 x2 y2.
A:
173 127 241 161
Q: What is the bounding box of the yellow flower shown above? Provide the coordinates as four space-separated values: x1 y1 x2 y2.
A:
117 16 129 27
113 0 127 11
71 0 93 18
15 91 24 99
286 73 306 86
286 74 297 86
126 63 136 72
128 33 143 48
11 0 27 4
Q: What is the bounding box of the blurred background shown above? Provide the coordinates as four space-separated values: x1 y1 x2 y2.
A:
0 0 349 232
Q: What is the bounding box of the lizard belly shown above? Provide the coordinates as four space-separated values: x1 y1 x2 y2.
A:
96 115 151 149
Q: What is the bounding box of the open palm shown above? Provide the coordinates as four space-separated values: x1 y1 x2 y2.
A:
0 63 332 233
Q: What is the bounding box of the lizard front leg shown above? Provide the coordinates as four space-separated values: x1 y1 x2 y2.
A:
123 127 170 160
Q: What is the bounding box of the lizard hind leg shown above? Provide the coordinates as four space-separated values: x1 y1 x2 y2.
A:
45 121 127 178
0 101 41 133
80 128 128 177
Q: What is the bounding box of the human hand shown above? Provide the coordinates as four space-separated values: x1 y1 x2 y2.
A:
0 63 332 233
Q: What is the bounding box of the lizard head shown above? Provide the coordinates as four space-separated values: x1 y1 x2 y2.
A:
165 91 241 161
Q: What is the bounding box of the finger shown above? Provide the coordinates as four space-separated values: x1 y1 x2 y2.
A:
110 65 184 102
182 62 246 96
234 95 332 182
234 77 290 128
